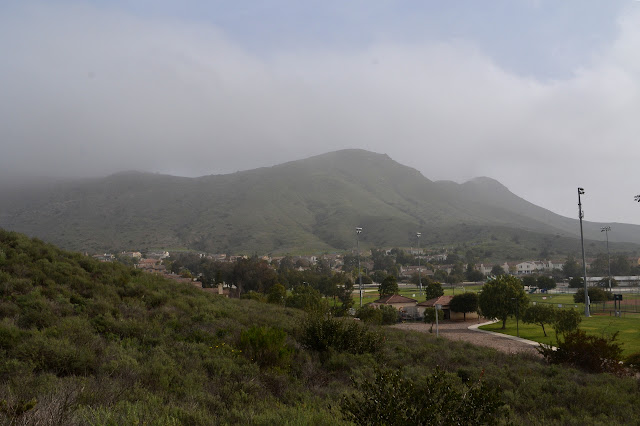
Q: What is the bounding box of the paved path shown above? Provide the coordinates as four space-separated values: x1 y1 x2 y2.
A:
391 320 544 357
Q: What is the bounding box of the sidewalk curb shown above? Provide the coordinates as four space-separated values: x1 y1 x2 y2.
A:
468 321 550 348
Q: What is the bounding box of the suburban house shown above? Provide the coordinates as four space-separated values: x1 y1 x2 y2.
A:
370 294 419 318
416 295 479 321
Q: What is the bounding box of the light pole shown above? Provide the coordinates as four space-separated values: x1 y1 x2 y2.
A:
578 187 589 317
416 232 422 296
511 297 520 337
601 226 612 291
356 227 363 307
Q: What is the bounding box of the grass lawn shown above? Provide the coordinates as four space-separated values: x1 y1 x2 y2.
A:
479 314 640 356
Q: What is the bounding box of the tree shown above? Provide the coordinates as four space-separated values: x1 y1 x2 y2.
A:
285 284 326 313
465 264 484 282
425 281 444 300
378 275 398 297
562 255 581 279
334 278 355 316
612 254 631 276
522 304 556 337
371 270 387 283
267 283 286 305
568 276 584 288
598 277 618 288
573 287 611 304
478 275 528 329
536 276 556 290
449 292 479 321
588 253 609 276
552 309 582 338
521 275 537 288
490 264 505 276
423 307 445 332
433 269 448 282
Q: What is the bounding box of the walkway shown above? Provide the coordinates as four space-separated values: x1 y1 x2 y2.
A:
391 319 544 357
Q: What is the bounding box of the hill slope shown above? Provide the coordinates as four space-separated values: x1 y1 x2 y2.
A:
2 229 640 424
1 149 638 254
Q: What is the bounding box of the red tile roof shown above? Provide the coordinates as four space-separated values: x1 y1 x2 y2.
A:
374 294 418 304
417 295 453 307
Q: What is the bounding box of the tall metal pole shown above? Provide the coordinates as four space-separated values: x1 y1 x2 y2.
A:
356 227 363 307
601 226 612 291
417 232 422 296
578 188 590 317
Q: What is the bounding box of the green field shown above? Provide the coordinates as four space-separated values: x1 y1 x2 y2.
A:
480 314 640 356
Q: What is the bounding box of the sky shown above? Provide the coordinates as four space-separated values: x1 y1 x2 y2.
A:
2 0 640 226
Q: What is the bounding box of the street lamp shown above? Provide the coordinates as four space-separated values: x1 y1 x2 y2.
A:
356 227 363 307
510 297 520 338
416 232 422 296
578 187 589 317
601 226 612 291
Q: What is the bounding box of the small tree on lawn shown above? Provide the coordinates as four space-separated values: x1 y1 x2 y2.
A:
521 304 556 337
552 308 582 339
449 292 478 321
478 275 528 329
573 287 611 304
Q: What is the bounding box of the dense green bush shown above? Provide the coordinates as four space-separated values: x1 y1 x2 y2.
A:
538 330 626 375
340 367 503 425
239 326 292 370
573 287 613 303
299 316 383 355
552 308 582 337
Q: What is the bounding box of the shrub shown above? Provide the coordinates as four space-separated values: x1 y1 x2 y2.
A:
380 305 400 325
340 368 503 425
299 316 383 355
423 307 444 332
239 326 292 370
356 306 383 325
537 330 626 375
552 308 582 338
625 352 640 371
573 287 612 303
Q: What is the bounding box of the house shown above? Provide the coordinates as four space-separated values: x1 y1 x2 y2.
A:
370 294 419 319
417 295 479 321
417 296 453 320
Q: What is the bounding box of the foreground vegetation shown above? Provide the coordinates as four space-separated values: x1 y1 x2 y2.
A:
2 229 640 424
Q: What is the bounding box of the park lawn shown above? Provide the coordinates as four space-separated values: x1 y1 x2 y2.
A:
480 315 640 356
528 293 579 306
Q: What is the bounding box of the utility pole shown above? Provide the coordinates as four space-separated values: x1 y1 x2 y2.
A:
601 226 612 291
356 227 363 307
417 232 422 296
578 188 589 317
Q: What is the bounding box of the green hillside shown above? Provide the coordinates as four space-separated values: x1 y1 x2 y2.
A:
2 229 640 424
1 149 638 255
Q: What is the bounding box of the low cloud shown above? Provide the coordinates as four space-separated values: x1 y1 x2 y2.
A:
1 2 640 224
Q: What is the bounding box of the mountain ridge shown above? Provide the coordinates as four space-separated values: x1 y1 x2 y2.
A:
1 149 638 256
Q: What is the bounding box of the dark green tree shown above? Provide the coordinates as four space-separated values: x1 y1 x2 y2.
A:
465 264 484 282
562 255 581 279
552 309 582 338
536 276 557 290
267 283 286 306
490 264 505 276
478 275 528 329
378 275 398 297
425 281 444 300
449 292 479 321
568 276 584 288
573 287 611 304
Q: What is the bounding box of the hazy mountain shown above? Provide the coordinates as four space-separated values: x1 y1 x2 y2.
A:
1 149 637 256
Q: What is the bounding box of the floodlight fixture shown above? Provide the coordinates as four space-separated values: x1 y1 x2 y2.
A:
578 187 584 194
635 195 640 202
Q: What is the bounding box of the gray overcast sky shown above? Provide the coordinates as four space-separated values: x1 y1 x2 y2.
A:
1 1 640 225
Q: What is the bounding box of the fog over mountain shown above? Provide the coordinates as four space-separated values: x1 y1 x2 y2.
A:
2 149 639 256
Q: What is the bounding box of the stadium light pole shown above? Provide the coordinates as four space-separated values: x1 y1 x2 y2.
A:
578 188 589 317
356 227 363 307
416 232 422 296
601 226 612 291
